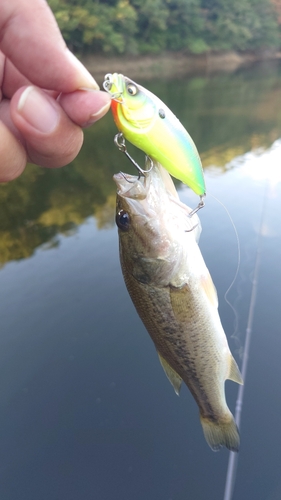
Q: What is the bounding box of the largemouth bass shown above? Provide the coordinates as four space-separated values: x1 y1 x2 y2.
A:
114 162 243 452
104 73 206 196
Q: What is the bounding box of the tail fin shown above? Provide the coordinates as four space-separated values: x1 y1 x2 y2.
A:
200 414 240 452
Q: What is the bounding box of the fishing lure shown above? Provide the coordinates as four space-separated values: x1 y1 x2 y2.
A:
103 73 206 199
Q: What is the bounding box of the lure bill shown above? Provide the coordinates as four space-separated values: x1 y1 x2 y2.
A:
114 161 243 452
104 73 206 197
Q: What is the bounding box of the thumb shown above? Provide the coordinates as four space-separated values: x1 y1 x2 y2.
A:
0 0 99 92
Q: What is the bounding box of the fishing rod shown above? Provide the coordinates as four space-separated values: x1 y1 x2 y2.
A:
223 179 269 500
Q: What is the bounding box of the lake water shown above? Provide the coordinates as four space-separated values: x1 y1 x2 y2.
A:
0 60 281 500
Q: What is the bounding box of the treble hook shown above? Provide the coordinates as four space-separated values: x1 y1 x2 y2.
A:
113 131 204 231
184 200 205 232
188 195 205 218
114 133 154 179
185 223 199 233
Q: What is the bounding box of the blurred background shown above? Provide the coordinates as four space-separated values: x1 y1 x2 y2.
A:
0 2 281 500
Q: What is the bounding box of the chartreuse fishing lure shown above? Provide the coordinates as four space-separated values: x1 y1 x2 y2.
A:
103 73 206 199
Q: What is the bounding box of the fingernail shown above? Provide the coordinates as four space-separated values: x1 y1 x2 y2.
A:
18 86 59 133
66 50 99 90
82 101 111 127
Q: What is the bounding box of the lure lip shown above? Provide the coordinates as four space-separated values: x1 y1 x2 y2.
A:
104 73 142 106
103 73 126 102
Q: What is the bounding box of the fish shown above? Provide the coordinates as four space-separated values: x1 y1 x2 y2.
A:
104 73 206 197
114 161 243 452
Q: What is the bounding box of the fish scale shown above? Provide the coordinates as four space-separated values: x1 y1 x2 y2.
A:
123 272 221 416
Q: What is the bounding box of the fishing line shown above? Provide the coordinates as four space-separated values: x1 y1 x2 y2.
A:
222 177 269 500
208 193 241 339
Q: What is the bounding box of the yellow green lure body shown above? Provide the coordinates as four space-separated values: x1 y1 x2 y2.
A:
103 73 206 196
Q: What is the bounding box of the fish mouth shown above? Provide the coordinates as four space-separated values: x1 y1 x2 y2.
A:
114 172 156 223
103 73 125 102
113 172 150 200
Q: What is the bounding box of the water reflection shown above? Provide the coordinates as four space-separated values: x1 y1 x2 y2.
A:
0 61 281 500
0 61 280 266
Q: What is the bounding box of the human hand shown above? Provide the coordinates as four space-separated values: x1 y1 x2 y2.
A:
0 0 111 182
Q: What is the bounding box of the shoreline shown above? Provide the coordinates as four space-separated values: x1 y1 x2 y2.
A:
81 50 281 83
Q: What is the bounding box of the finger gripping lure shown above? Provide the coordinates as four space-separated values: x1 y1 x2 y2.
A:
103 73 206 197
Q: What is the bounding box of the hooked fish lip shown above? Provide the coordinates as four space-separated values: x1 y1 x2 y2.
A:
114 171 137 185
113 173 149 200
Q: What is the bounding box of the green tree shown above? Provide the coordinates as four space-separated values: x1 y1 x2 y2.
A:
202 0 280 50
48 0 280 54
132 0 169 53
166 0 208 53
49 0 138 53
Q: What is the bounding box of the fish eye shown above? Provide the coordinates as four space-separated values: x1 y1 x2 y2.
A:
127 83 138 96
116 210 130 231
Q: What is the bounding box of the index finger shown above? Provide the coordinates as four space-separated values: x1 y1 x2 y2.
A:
0 0 99 92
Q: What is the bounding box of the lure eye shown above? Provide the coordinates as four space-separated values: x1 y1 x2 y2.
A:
116 210 130 231
127 84 138 96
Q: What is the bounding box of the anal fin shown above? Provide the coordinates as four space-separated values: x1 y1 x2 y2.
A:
228 355 243 385
158 353 182 396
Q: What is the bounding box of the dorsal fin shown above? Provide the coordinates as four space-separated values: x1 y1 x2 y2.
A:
228 355 243 385
158 352 182 396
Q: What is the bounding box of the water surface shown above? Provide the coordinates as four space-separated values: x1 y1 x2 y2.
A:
0 61 281 500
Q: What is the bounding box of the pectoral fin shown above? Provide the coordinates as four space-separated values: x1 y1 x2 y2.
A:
158 353 182 396
201 272 218 309
228 355 243 385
